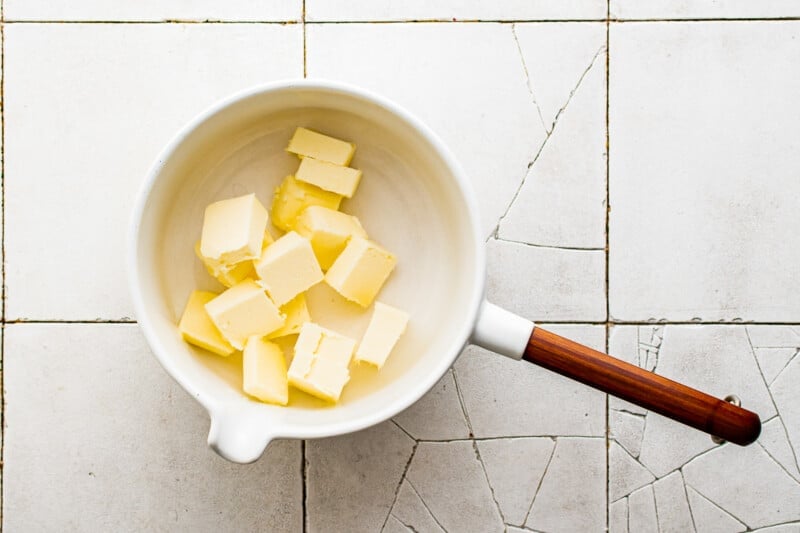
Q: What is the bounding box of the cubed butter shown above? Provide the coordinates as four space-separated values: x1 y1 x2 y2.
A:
243 336 289 405
266 294 311 339
262 228 275 249
195 242 255 288
179 291 236 356
204 279 285 350
286 127 355 166
200 193 268 264
295 206 368 271
255 231 324 306
287 323 356 403
355 303 409 369
325 237 397 307
271 175 342 232
295 157 362 198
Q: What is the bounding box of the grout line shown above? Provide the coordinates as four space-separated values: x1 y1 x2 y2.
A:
3 319 136 324
1 17 5 531
3 18 800 24
301 439 308 533
6 318 800 326
604 3 612 528
302 0 307 78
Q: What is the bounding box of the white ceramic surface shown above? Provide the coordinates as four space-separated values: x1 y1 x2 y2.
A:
129 80 534 463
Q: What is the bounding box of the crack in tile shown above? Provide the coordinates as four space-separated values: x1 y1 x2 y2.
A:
522 437 557 526
684 483 750 529
768 347 800 385
494 237 605 251
611 408 647 419
510 23 548 134
637 326 664 372
472 440 506 524
391 419 418 442
450 367 474 437
679 471 699 533
757 441 800 485
405 479 448 533
380 443 419 533
389 515 418 533
491 39 607 242
745 327 800 471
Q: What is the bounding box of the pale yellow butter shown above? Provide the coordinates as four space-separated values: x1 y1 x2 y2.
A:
325 237 397 307
200 193 268 264
204 279 285 350
295 157 362 198
286 127 355 166
271 176 343 232
295 206 368 271
243 336 289 405
355 302 409 369
194 242 255 288
266 294 311 339
178 290 236 356
287 323 356 403
255 231 324 306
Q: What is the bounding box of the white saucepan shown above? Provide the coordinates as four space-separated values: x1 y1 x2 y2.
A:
129 80 760 464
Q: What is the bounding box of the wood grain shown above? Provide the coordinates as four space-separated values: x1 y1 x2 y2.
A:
524 327 761 445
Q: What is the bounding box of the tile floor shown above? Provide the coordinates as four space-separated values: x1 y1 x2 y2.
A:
2 1 799 532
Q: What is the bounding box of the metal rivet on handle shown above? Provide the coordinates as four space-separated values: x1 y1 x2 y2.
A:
711 395 742 445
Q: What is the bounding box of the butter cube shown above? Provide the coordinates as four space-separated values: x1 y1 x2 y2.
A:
204 279 285 350
266 294 311 339
200 193 268 264
255 231 324 306
195 242 255 288
295 157 362 198
288 323 356 403
325 237 397 307
178 290 236 356
295 206 368 271
355 303 409 369
243 336 289 405
271 175 343 232
286 127 355 166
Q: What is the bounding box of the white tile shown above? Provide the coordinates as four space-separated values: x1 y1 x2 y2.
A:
306 421 415 533
609 498 629 533
682 443 800 529
746 325 800 348
2 324 302 531
609 22 800 321
751 526 800 533
512 22 606 132
609 325 776 477
770 354 800 471
406 441 504 532
686 486 747 533
307 1 606 22
499 26 607 249
391 480 446 533
392 369 470 441
4 0 301 21
526 437 606 532
628 485 658 533
486 239 606 321
609 441 654 502
5 23 302 320
307 23 548 238
759 417 800 483
456 325 607 437
476 438 555 527
611 1 800 19
652 472 694 533
610 409 645 458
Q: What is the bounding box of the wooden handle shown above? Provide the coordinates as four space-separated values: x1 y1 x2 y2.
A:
524 327 761 445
